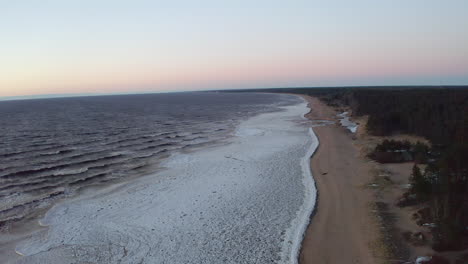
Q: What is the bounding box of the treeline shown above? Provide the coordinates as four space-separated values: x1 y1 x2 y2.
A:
239 86 468 145
343 88 468 145
368 139 430 163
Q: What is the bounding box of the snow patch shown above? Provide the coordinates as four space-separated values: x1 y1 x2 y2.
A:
416 256 432 263
337 111 359 133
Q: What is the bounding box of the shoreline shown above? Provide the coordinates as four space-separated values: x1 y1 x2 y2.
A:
288 126 319 263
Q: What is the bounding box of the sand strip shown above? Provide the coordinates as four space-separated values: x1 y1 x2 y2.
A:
300 96 377 264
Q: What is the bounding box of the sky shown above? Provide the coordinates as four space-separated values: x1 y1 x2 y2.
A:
1 0 468 97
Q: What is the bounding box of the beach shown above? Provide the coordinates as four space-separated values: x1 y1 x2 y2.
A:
3 94 417 264
300 96 378 264
5 98 317 264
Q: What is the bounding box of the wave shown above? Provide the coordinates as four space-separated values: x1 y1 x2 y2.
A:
0 154 124 179
52 167 89 176
0 92 295 230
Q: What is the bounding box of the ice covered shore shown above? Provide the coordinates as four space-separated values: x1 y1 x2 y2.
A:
14 99 317 264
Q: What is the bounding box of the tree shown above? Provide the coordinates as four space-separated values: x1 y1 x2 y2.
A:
410 165 431 200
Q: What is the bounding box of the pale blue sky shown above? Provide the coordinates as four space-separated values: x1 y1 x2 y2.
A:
1 0 467 97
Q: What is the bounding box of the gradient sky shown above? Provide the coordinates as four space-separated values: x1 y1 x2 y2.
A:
1 0 468 97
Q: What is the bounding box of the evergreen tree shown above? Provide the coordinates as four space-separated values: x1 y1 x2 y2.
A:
410 164 431 200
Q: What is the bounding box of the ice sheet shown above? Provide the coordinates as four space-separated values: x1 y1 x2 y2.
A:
14 100 317 264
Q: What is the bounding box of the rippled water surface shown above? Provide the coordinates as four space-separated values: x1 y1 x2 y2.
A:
0 92 300 224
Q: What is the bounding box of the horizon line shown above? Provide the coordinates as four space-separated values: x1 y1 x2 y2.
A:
1 84 468 102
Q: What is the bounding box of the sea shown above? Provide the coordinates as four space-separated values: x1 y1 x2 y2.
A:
0 92 301 226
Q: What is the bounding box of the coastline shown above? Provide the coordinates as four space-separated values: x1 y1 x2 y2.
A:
300 95 378 263
5 99 316 264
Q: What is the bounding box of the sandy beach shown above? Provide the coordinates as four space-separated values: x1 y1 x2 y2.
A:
300 96 378 264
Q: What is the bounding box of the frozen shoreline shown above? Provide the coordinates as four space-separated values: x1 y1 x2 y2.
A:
12 98 317 264
285 127 318 263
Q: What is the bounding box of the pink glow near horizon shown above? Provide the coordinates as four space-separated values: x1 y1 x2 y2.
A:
2 49 467 97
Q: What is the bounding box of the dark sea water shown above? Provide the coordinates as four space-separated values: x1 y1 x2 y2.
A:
0 92 300 225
